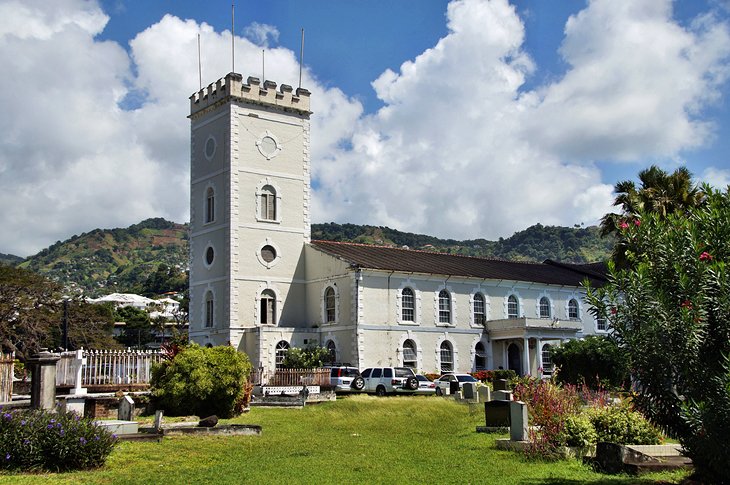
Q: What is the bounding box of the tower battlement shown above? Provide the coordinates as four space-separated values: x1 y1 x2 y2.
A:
189 72 311 117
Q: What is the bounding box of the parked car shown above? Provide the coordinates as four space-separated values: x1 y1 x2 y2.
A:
360 367 420 396
434 373 479 396
328 366 365 392
414 374 436 395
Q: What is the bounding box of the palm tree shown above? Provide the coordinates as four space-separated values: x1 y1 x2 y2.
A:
601 165 704 264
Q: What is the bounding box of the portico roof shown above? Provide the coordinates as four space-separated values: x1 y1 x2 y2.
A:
311 240 607 287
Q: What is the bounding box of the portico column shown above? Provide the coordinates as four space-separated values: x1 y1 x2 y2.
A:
522 337 530 376
536 338 543 377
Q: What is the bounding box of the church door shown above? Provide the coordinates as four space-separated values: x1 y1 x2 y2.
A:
507 343 521 375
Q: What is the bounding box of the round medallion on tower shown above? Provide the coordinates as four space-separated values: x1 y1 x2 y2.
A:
256 130 282 160
256 238 282 269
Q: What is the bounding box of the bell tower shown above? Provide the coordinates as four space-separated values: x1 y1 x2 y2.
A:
188 72 311 357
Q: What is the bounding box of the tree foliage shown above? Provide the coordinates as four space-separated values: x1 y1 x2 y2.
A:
281 346 332 369
114 306 154 348
586 186 730 483
151 344 252 418
0 266 119 359
599 165 704 265
550 335 629 390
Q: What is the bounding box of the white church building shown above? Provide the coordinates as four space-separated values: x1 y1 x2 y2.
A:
188 72 608 377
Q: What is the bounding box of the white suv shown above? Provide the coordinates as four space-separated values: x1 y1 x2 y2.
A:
360 367 419 396
328 366 365 393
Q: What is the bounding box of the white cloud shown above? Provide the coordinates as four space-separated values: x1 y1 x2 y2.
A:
701 166 730 187
242 22 279 47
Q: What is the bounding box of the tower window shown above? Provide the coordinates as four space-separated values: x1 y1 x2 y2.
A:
260 289 276 325
275 341 290 369
204 136 216 160
205 187 215 223
325 286 336 323
261 245 276 263
204 292 214 328
205 246 215 266
260 185 277 221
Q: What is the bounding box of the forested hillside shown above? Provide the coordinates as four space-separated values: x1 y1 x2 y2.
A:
13 219 613 297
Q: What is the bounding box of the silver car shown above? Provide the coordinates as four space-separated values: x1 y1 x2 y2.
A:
434 373 479 396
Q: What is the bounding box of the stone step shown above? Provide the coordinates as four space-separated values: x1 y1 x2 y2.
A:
95 419 139 435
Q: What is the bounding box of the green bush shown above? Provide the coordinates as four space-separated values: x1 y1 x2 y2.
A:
0 408 117 471
558 414 598 448
587 404 662 445
550 336 629 390
281 346 331 368
151 344 252 418
492 369 517 382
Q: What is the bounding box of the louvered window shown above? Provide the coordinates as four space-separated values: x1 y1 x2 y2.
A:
401 288 415 322
260 185 276 221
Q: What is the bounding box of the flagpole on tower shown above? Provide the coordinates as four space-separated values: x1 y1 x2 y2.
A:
231 2 235 73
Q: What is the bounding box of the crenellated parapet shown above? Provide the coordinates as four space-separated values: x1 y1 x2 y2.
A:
189 72 311 117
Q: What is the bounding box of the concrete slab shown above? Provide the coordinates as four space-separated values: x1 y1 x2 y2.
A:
95 419 139 435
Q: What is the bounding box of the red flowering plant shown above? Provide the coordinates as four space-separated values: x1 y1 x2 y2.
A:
585 185 730 484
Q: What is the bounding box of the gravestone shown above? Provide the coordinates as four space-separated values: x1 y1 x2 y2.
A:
493 379 509 391
154 410 164 432
462 382 477 400
477 386 491 403
484 400 511 427
492 390 512 401
117 395 135 421
199 415 219 427
27 350 61 410
509 400 528 441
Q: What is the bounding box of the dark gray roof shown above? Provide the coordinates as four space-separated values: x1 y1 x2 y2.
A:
311 241 607 287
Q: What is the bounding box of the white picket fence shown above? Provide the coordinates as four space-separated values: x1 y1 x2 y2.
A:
57 349 162 388
0 352 14 402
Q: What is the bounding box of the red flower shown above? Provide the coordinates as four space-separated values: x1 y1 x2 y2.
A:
610 307 617 315
619 222 629 229
681 300 692 310
634 219 641 226
699 251 713 261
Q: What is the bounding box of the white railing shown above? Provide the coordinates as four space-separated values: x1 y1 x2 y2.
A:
56 349 162 388
0 352 14 402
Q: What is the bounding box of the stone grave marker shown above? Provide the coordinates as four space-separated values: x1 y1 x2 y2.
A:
484 400 511 427
493 379 509 391
462 382 477 401
117 395 135 421
492 390 512 401
477 386 491 403
509 400 528 441
154 410 164 432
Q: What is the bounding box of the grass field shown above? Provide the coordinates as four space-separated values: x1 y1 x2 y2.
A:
0 395 689 484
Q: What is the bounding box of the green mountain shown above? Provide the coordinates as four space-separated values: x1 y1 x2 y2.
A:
0 252 24 266
312 222 613 263
20 218 188 297
17 219 613 297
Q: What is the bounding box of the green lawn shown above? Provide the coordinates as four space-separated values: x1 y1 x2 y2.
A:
0 395 689 484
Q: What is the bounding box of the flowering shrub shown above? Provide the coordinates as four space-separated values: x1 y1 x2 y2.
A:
471 370 493 382
0 408 117 471
513 379 581 459
558 414 597 448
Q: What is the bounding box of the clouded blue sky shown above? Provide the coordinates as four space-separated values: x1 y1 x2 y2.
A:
1 0 729 256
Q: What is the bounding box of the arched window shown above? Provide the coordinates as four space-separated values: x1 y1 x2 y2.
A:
507 295 519 318
438 290 451 324
205 187 215 223
260 185 277 221
401 287 415 322
440 341 453 372
402 339 417 368
204 291 214 328
475 341 487 371
568 299 579 320
539 297 551 319
275 341 290 369
541 344 553 375
473 293 486 325
260 289 276 325
326 340 337 363
325 287 336 323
